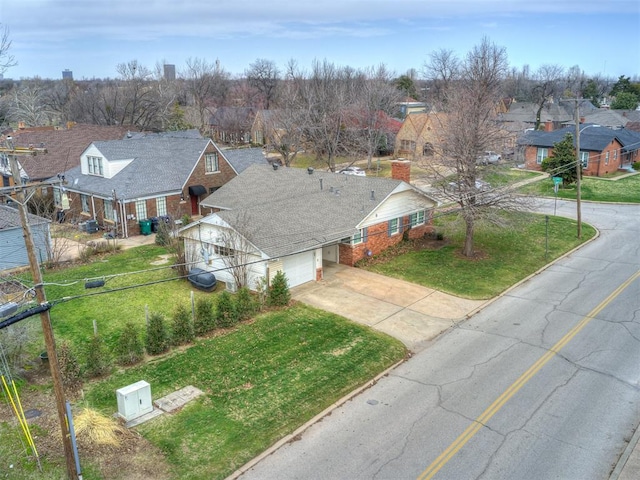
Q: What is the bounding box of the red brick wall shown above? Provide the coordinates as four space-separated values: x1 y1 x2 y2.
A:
391 160 411 183
524 141 624 177
185 145 237 215
338 217 432 266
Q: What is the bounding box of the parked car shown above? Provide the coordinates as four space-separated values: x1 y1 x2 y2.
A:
476 151 501 165
448 180 491 192
187 268 217 292
338 166 366 176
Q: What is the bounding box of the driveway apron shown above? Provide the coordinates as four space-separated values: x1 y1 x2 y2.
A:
291 263 486 352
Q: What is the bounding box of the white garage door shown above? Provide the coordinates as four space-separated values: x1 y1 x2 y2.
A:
282 252 315 288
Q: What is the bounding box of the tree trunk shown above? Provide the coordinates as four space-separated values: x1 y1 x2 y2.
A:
462 216 475 257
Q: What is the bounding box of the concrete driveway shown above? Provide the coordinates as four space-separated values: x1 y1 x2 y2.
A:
291 263 487 352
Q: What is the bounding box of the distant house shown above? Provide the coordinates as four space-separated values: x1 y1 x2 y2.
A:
394 113 443 159
208 107 256 145
51 132 267 237
518 125 640 176
181 160 438 291
396 98 428 119
0 124 136 196
0 205 51 272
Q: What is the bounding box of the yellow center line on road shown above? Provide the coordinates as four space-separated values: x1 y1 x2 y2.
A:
418 269 640 480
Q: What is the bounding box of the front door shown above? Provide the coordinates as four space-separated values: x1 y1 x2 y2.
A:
190 195 199 215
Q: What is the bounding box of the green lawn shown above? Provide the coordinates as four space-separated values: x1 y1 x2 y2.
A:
38 246 213 348
518 173 640 203
362 211 596 299
84 304 405 480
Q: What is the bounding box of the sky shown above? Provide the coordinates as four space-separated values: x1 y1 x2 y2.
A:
1 0 639 81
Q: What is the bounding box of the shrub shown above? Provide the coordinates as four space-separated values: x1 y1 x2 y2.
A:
268 271 291 307
57 341 82 392
255 276 269 311
235 287 257 321
172 303 194 346
155 218 174 247
216 291 238 328
145 312 170 355
633 161 640 171
114 322 144 366
194 297 216 336
84 334 112 378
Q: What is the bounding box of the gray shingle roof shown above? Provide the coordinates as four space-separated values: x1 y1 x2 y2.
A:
220 147 268 174
0 205 49 230
199 164 437 258
60 137 212 199
518 125 640 152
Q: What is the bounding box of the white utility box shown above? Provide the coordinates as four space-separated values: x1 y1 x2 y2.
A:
116 380 153 422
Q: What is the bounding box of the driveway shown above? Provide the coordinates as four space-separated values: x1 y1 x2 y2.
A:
291 263 486 352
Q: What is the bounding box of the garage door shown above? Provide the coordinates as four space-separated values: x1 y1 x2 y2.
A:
282 252 315 288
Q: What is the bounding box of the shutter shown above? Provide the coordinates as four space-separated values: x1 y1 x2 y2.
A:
363 227 368 243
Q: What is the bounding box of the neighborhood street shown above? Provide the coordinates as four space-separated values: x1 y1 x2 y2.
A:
238 199 640 480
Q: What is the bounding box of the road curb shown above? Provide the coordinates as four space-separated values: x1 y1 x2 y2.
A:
610 422 640 479
226 358 406 480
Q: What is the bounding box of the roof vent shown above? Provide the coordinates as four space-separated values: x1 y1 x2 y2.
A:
320 178 323 190
370 190 375 201
272 163 279 171
307 167 314 175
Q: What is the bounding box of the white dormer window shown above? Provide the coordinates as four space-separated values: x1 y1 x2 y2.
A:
88 156 104 176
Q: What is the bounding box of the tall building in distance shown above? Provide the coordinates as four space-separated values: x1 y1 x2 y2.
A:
62 69 73 80
163 64 176 81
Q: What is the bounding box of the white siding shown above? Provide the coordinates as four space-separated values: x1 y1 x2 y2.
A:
361 189 434 228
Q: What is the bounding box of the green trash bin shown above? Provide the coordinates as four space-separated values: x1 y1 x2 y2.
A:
139 219 152 235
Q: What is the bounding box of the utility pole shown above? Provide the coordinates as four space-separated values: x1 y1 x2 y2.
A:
575 98 582 239
4 145 78 479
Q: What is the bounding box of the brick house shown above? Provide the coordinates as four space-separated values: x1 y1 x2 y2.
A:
181 160 438 290
519 125 640 176
394 113 442 159
0 123 135 198
51 132 267 237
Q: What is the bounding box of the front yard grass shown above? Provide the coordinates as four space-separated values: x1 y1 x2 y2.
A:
362 211 596 299
518 173 640 203
84 304 405 480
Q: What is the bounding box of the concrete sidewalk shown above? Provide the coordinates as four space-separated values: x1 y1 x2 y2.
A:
292 263 487 352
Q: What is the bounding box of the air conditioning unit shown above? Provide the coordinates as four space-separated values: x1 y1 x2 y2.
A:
226 280 238 293
116 380 153 422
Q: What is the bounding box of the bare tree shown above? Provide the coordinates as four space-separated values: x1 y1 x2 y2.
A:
531 64 565 130
7 79 57 126
115 60 160 129
426 38 528 257
353 65 403 169
183 57 230 129
216 212 259 289
246 58 280 109
423 48 460 103
0 25 16 75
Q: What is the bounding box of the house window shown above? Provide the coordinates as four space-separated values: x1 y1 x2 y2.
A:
400 140 416 152
205 153 219 173
410 211 425 227
580 151 589 169
87 156 104 176
214 245 234 257
156 197 167 216
536 148 549 164
388 218 400 236
81 194 89 213
352 227 367 245
614 150 618 161
605 152 610 165
135 200 147 220
104 199 114 221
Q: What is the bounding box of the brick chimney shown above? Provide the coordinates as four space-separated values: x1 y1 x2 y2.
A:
391 159 411 183
544 120 553 132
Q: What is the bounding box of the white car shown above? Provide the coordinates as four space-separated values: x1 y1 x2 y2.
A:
476 151 501 165
338 166 366 176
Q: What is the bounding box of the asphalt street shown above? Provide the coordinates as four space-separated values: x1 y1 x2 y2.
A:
237 199 640 480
